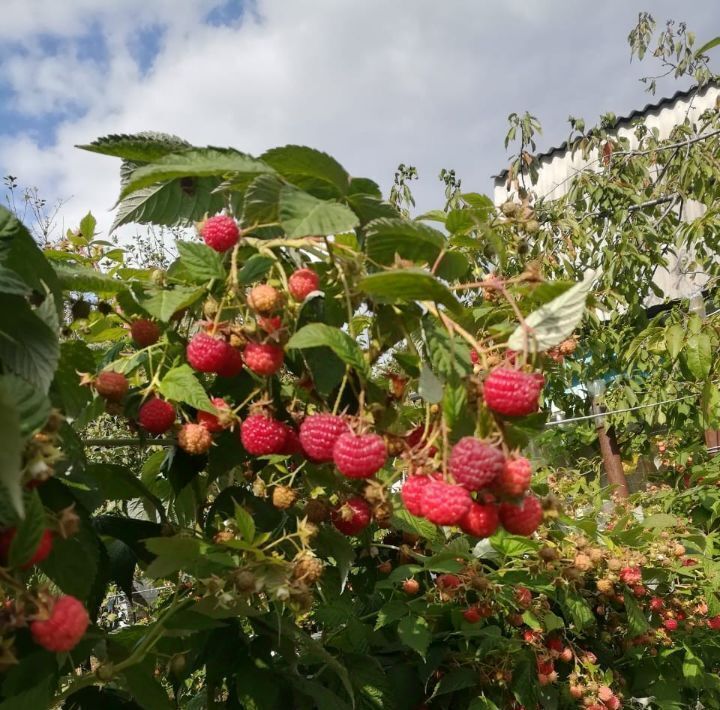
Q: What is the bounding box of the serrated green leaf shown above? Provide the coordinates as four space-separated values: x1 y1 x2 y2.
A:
507 272 594 352
176 241 226 282
364 218 445 265
375 600 409 630
431 668 478 698
0 374 50 439
144 536 204 578
287 323 368 377
242 173 283 226
133 284 205 322
680 332 712 381
52 263 127 294
279 185 360 237
560 588 595 631
234 502 256 543
236 254 274 285
77 132 191 161
158 365 214 412
261 145 349 197
123 666 173 710
358 269 463 315
119 148 273 199
0 265 31 296
316 526 355 592
665 323 685 360
397 615 431 658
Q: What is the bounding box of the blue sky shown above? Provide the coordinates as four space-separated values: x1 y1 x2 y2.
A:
1 0 718 237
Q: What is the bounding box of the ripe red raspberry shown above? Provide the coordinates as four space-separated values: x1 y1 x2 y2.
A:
545 637 563 653
243 342 284 376
240 414 287 455
483 367 544 417
0 528 53 568
288 268 320 301
619 567 642 586
258 315 282 333
449 437 504 490
496 456 532 497
498 494 542 536
470 350 479 365
197 397 231 433
421 479 472 526
187 333 233 374
663 618 678 632
332 432 387 478
405 425 438 457
436 573 461 590
216 345 244 377
458 501 499 538
463 606 481 623
94 371 128 402
402 578 420 595
648 596 664 613
332 496 372 535
280 424 304 455
247 284 282 314
139 398 175 434
178 423 213 455
130 319 160 347
708 615 720 630
299 414 349 462
200 214 240 252
401 475 434 516
31 595 89 652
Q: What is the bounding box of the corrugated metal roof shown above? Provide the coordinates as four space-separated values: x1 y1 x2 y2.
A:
493 80 718 181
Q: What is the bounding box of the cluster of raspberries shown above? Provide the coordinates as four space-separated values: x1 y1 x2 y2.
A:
400 367 545 537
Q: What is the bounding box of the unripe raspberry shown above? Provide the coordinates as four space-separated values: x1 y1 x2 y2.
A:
240 414 287 456
498 494 542 536
288 268 320 301
483 367 544 416
496 456 532 497
272 485 297 509
247 284 282 314
243 342 284 376
449 437 504 490
292 552 324 582
177 423 212 455
130 319 160 347
94 371 129 402
421 479 472 526
0 528 53 569
403 578 420 595
197 397 231 433
139 398 175 434
401 475 434 516
332 432 387 478
560 647 573 663
200 214 240 252
304 499 330 523
458 501 499 538
332 496 372 536
30 595 89 652
299 414 349 462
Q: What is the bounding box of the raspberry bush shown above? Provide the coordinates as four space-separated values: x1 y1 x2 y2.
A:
1 19 720 709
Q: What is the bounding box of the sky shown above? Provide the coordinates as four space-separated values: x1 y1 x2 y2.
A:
1 0 719 239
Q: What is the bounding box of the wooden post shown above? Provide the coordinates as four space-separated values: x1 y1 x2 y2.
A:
596 423 630 498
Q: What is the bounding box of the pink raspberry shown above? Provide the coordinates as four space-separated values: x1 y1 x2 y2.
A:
498 494 543 536
139 398 175 434
332 496 372 535
332 432 387 478
401 475 434 516
421 479 472 526
243 342 284 376
458 502 499 538
496 456 532 497
0 528 53 569
197 397 231 433
187 333 234 374
619 566 642 586
288 268 320 301
130 319 160 347
449 437 505 490
299 414 349 462
30 596 89 652
200 214 240 252
483 367 544 417
663 618 678 632
240 414 287 455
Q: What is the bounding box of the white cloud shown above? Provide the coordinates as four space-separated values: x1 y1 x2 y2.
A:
1 0 719 239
